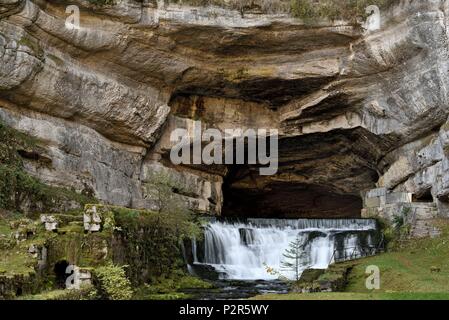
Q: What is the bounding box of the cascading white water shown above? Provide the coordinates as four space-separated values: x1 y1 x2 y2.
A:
190 218 378 280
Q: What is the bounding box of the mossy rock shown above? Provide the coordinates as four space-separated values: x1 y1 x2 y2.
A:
299 268 325 283
291 269 325 293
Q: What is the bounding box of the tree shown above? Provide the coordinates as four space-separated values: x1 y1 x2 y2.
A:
264 233 308 281
280 234 308 281
115 169 202 278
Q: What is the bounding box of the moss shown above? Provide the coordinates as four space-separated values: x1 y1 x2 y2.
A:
0 220 12 237
170 0 290 14
132 274 212 300
218 67 250 83
18 35 43 57
248 66 276 78
169 0 397 22
45 232 111 268
177 275 213 290
0 250 36 277
2 200 201 298
18 285 97 300
109 203 201 282
252 292 449 300
0 120 38 167
290 0 394 22
57 223 84 234
87 0 115 5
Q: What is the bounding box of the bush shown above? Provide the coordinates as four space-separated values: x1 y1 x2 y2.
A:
112 205 201 282
94 263 133 300
111 171 201 281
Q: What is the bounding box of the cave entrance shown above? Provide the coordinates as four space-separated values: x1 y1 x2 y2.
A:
53 260 69 289
413 188 434 203
221 166 363 219
219 128 383 219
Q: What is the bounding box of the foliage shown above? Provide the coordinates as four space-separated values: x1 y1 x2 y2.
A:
170 0 291 14
281 234 308 281
254 219 449 300
170 0 396 21
342 219 449 293
94 263 133 300
252 292 449 300
0 120 37 165
265 234 307 281
390 207 412 243
133 273 212 300
290 0 392 21
18 284 97 300
218 67 250 83
113 208 200 280
112 172 201 281
87 0 116 5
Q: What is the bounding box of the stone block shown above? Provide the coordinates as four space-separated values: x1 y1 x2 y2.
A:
385 192 412 204
365 197 381 208
40 215 58 231
84 206 102 232
366 188 388 198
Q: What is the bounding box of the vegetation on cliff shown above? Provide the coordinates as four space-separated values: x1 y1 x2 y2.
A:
0 121 94 214
0 202 206 300
170 0 396 21
0 164 205 300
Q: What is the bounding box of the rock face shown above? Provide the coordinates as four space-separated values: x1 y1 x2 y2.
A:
2 0 449 218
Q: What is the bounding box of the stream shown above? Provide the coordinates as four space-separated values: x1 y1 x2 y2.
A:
184 218 379 299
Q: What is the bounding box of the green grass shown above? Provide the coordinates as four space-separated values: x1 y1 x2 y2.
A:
0 249 36 276
0 220 11 237
18 290 68 300
343 220 449 294
133 274 213 300
253 292 449 300
253 219 449 300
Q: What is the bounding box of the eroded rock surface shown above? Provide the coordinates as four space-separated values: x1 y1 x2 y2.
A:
2 0 449 217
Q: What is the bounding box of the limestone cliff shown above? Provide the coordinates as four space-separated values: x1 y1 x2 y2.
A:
2 0 449 218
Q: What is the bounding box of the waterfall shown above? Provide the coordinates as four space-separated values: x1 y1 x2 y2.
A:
189 218 378 280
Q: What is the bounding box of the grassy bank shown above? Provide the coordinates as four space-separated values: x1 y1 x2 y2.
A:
253 219 449 300
254 292 449 300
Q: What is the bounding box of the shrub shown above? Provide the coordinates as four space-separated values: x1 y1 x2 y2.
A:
94 263 133 300
112 207 201 281
111 171 201 281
